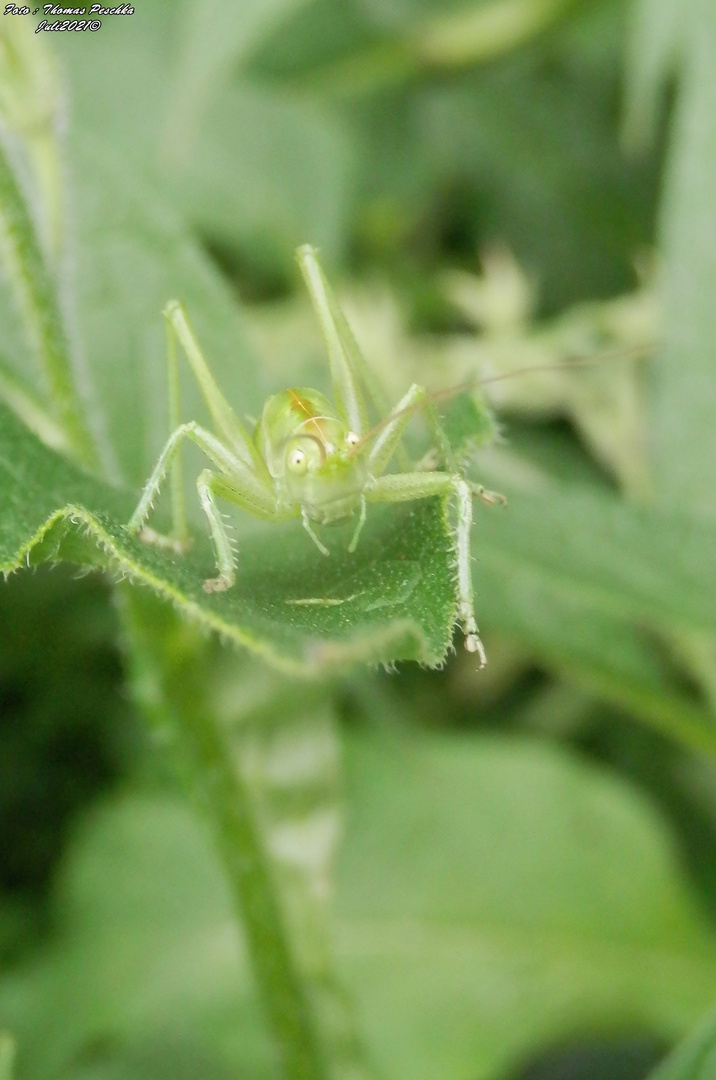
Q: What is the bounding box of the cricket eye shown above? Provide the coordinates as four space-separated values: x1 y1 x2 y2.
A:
345 431 360 449
287 446 308 475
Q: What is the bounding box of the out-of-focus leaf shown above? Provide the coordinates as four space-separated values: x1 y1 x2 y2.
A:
53 9 353 279
165 81 353 268
245 0 394 87
623 0 682 154
0 137 96 466
0 19 65 261
646 1005 716 1079
3 734 716 1080
410 67 655 312
65 133 264 489
468 473 716 755
337 732 716 1080
650 2 716 514
0 1033 13 1080
162 0 309 159
477 542 716 758
247 0 578 88
472 474 716 641
645 2 716 702
0 796 273 1080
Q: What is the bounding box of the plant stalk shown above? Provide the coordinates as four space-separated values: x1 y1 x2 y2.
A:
119 586 329 1080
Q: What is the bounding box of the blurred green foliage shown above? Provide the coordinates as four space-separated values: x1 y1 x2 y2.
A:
2 0 716 1079
0 569 132 901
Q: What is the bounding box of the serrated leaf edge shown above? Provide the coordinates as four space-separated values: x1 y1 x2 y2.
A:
1 502 440 675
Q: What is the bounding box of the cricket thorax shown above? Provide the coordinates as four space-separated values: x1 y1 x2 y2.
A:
255 388 367 519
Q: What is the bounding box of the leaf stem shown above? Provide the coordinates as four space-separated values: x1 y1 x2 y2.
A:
119 586 329 1080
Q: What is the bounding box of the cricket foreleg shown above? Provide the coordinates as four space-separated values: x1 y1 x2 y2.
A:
198 473 295 592
365 471 487 666
197 470 237 593
128 421 272 544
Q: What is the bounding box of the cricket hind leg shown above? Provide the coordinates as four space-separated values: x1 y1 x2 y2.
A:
367 383 465 479
296 245 412 470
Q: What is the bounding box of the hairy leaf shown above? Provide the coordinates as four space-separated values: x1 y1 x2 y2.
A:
0 404 456 671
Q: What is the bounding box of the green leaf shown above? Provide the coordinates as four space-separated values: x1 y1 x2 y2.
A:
246 0 578 91
0 1034 14 1080
622 0 682 154
7 386 716 690
0 403 456 670
438 389 497 464
646 1006 716 1079
54 8 354 278
472 477 716 642
337 732 716 1080
65 133 265 490
651 1 716 514
166 80 353 269
0 796 273 1080
162 0 308 156
480 574 716 760
160 0 353 265
3 734 716 1080
470 478 716 755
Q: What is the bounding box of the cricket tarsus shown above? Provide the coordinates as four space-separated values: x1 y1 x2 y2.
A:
203 574 233 594
139 525 193 555
128 245 508 664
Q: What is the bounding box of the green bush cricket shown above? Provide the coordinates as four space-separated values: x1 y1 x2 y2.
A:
126 245 511 668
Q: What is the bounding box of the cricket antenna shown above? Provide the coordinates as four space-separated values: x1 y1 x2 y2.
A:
347 339 655 455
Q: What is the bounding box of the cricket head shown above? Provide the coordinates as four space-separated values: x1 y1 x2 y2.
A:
256 388 368 520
